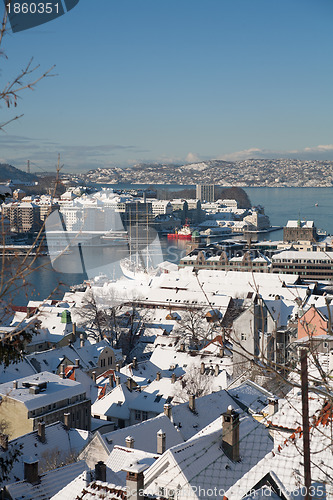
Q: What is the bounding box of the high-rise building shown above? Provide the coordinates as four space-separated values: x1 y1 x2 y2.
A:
196 184 215 202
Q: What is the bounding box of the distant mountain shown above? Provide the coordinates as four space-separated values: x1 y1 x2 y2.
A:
180 160 235 171
0 163 38 183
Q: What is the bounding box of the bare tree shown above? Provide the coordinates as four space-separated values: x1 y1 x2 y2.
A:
0 3 55 131
172 365 214 402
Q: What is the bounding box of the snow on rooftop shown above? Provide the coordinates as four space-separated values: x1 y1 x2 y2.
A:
0 371 85 411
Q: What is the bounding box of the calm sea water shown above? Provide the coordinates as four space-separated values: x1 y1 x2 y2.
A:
7 186 333 305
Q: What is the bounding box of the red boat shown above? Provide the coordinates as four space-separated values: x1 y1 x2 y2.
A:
167 225 192 240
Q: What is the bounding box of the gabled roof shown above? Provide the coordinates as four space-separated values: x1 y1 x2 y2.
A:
224 399 333 499
5 460 88 500
106 445 158 485
144 412 273 498
170 390 241 440
227 380 275 415
92 383 138 420
1 422 91 486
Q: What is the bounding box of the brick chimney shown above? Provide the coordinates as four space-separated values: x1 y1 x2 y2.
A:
116 375 121 386
95 461 106 482
63 412 71 430
267 397 278 416
132 357 138 370
164 403 172 419
75 359 80 368
189 394 196 412
222 406 240 462
171 373 176 384
125 435 134 448
127 378 136 390
109 374 114 387
13 380 18 389
157 430 166 454
24 459 39 484
215 364 219 377
156 371 161 381
80 333 85 348
59 364 65 379
200 362 205 375
123 463 149 500
92 371 97 383
219 346 224 357
37 421 46 443
116 363 120 372
72 322 77 340
179 342 185 352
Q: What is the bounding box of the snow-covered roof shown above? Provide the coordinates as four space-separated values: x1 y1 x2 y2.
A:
227 380 275 415
106 445 158 485
225 399 333 499
0 371 85 411
91 383 137 420
170 390 242 441
1 422 90 486
286 220 314 228
144 412 273 499
5 460 88 500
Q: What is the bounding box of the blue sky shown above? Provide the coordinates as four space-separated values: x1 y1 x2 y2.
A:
1 0 333 172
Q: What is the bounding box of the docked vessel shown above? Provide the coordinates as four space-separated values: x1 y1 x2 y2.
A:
167 224 192 240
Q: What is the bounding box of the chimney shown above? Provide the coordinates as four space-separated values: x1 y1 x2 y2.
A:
164 403 172 419
125 435 134 448
171 373 176 384
0 433 8 451
24 459 39 484
92 371 97 383
72 322 77 340
75 359 80 368
59 364 65 379
63 412 71 430
124 464 148 500
109 374 114 387
222 406 240 462
13 380 18 389
157 430 166 454
80 333 85 348
116 363 120 372
116 375 121 386
215 364 219 377
200 362 205 375
267 397 279 416
37 421 45 443
189 394 196 412
95 461 106 482
179 342 185 352
132 357 138 369
156 371 161 381
219 346 224 358
127 378 136 390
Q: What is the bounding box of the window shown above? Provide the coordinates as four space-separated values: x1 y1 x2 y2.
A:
142 411 148 421
135 410 141 421
241 333 246 341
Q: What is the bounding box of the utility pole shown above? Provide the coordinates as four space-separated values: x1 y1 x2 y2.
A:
301 349 312 500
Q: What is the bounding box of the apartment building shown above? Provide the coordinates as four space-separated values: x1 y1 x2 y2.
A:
0 371 91 439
